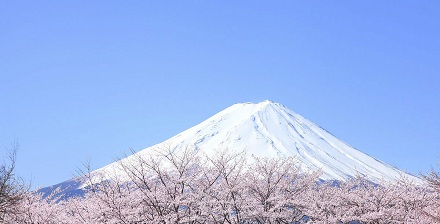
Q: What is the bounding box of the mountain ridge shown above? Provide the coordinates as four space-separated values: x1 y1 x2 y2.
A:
46 100 421 194
91 100 420 184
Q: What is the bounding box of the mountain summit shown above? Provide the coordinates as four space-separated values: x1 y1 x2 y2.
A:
45 100 419 195
91 100 418 184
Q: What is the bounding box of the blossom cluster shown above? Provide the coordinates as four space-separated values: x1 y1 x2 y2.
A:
4 148 439 224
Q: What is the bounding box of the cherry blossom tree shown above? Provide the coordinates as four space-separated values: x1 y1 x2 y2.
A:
244 156 319 223
422 159 440 222
307 176 435 224
4 146 439 224
0 142 27 222
10 188 69 224
195 149 249 223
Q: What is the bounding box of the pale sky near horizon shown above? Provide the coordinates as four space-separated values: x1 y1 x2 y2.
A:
1 1 439 188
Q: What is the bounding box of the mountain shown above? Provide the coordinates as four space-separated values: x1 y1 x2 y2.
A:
49 100 421 194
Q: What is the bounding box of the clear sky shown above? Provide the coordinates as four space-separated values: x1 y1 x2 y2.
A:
1 1 439 188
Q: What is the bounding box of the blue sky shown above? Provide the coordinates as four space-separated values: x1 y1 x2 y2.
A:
1 1 439 188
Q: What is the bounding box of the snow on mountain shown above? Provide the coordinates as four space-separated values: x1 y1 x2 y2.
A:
89 100 420 185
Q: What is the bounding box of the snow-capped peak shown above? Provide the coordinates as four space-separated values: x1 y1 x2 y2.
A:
93 100 420 184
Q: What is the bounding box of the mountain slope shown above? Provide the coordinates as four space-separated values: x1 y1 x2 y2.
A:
92 100 419 184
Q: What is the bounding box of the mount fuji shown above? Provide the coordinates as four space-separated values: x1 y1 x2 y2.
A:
46 100 420 195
